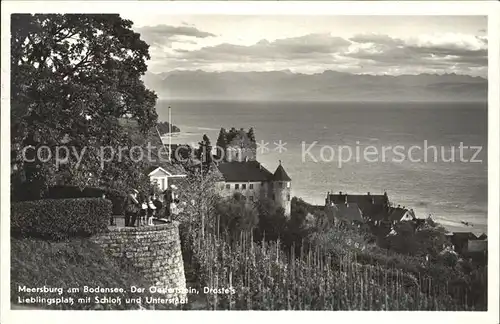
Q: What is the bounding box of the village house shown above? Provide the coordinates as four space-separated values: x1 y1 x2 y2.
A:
147 164 187 191
445 232 478 254
214 127 292 216
467 238 487 255
387 206 416 224
325 191 390 223
331 202 364 226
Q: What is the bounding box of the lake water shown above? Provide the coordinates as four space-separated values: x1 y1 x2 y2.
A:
156 100 488 234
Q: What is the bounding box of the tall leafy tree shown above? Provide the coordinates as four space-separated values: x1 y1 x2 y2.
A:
215 127 227 160
247 127 255 142
11 14 158 197
195 134 213 172
177 168 222 240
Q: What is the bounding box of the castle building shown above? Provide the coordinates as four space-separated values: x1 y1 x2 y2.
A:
215 127 291 216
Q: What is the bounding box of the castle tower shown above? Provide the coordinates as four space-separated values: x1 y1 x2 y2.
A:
272 160 292 217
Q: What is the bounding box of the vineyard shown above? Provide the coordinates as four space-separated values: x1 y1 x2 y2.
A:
181 226 485 311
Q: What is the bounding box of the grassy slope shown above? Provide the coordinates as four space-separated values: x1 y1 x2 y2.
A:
11 238 177 310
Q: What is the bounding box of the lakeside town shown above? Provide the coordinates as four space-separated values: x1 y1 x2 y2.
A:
155 125 488 263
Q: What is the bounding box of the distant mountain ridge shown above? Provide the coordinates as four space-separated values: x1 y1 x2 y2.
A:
143 70 487 102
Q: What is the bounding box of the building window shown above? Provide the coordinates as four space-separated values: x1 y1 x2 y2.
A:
279 182 283 188
249 183 254 189
287 194 291 201
235 184 240 190
272 194 275 201
161 178 166 190
221 183 225 190
249 196 254 202
242 184 247 190
226 184 230 190
286 182 290 188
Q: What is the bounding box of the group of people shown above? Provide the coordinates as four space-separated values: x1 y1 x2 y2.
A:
123 185 180 227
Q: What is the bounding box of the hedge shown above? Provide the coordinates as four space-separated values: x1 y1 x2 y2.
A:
46 186 127 215
11 198 111 240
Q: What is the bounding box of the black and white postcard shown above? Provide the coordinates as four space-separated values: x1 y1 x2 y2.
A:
1 1 499 324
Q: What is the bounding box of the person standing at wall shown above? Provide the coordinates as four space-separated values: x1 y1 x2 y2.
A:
147 193 157 226
163 185 174 220
153 193 163 219
124 189 140 227
139 193 148 226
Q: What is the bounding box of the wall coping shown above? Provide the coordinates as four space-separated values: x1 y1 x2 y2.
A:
106 221 180 233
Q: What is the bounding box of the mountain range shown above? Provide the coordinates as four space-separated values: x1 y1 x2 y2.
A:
143 70 487 102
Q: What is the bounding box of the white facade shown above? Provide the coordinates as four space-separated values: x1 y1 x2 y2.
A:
216 179 291 216
149 167 186 191
217 180 269 203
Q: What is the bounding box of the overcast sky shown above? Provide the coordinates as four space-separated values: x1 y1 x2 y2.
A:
122 15 487 77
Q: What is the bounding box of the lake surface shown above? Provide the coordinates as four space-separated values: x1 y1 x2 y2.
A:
156 100 488 234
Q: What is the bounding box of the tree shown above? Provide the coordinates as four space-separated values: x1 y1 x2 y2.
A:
215 193 259 240
176 167 222 240
157 121 180 135
254 197 287 242
195 134 213 172
247 127 255 142
215 128 227 160
11 14 157 197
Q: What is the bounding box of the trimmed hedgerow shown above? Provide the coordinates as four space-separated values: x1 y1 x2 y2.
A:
11 198 111 240
46 186 127 215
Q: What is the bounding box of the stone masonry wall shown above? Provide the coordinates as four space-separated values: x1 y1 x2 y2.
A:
91 222 186 300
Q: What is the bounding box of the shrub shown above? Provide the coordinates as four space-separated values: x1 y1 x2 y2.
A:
46 185 127 215
254 197 288 242
214 193 259 239
11 198 111 240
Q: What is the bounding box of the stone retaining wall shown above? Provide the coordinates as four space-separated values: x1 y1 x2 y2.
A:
91 222 186 300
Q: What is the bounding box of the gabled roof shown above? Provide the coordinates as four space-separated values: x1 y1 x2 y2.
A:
147 166 172 176
273 163 291 181
388 207 411 221
147 163 186 176
333 203 364 223
327 192 389 218
452 232 477 239
217 161 273 182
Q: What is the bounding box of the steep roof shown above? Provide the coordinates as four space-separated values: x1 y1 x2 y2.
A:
327 192 389 218
217 161 274 182
388 207 412 221
273 162 291 181
146 163 186 176
451 232 478 240
478 233 488 240
333 203 364 223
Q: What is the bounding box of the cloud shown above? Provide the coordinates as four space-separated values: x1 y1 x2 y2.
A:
147 32 488 77
345 33 487 69
173 33 350 61
136 24 215 48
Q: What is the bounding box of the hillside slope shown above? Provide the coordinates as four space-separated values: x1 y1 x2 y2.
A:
11 238 177 310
